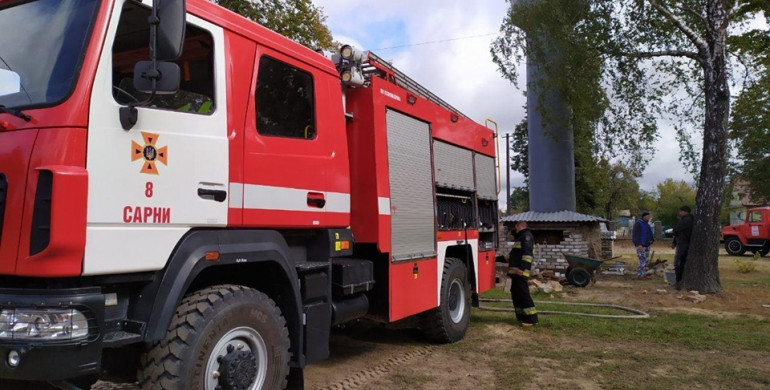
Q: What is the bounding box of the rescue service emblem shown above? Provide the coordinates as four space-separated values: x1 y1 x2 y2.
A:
131 132 168 175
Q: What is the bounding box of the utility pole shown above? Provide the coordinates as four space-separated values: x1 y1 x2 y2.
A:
505 133 511 214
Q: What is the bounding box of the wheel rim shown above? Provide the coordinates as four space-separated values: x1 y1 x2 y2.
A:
448 278 466 324
728 240 742 253
574 271 588 286
205 327 268 390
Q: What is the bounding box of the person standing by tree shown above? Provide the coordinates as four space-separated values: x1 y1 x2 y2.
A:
672 206 694 289
632 211 654 279
508 221 538 326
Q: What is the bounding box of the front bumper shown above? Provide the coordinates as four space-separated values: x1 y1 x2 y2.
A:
0 287 104 381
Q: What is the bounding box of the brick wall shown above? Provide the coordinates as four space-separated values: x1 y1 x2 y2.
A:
533 230 589 271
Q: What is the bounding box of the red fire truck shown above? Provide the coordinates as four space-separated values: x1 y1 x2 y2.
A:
0 0 498 389
722 207 770 257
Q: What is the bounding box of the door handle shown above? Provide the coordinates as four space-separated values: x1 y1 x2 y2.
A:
307 192 326 208
198 188 227 202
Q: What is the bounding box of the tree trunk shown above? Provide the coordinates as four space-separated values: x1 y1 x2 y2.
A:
682 0 729 294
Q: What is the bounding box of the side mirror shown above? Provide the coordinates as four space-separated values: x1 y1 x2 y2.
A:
156 0 186 61
0 69 21 97
133 61 180 94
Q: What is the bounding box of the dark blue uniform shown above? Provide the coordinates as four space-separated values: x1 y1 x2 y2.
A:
508 228 538 324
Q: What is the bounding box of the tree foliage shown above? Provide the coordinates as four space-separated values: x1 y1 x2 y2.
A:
730 4 770 202
214 0 334 49
492 0 766 293
656 179 697 226
507 186 530 215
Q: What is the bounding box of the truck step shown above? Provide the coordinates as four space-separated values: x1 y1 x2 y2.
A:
295 261 330 273
102 330 142 347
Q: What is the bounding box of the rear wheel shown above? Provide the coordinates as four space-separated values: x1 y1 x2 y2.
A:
138 285 290 390
725 238 746 256
759 246 770 257
421 258 471 343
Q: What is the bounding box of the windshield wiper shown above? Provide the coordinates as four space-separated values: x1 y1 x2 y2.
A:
0 105 31 121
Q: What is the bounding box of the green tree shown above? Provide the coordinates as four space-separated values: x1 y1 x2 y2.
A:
637 190 658 216
491 0 766 293
730 80 770 204
656 179 697 226
214 0 334 49
508 186 530 214
602 164 641 221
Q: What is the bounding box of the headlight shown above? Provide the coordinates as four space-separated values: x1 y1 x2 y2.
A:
0 308 89 341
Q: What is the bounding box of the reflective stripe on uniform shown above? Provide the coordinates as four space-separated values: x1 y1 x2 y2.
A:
523 307 537 315
512 242 522 249
522 255 533 263
522 271 530 277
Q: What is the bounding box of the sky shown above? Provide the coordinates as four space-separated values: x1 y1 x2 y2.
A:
312 0 767 210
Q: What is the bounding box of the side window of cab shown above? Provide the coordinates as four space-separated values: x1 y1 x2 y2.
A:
111 1 216 114
255 56 316 140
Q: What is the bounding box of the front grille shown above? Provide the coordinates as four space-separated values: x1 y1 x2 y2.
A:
0 173 7 240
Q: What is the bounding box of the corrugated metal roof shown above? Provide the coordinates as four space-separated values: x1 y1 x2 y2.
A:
501 210 608 223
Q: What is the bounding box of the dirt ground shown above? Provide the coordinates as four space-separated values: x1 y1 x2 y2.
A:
16 241 770 389
303 242 770 390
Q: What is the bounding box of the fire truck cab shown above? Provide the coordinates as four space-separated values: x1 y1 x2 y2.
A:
0 0 498 389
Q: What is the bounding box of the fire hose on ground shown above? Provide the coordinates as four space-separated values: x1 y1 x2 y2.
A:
478 299 650 319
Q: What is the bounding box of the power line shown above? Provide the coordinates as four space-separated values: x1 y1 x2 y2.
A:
373 32 498 51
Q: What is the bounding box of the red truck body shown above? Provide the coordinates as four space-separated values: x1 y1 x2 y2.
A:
722 207 770 256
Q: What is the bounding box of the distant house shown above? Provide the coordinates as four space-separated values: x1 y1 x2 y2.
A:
727 180 766 225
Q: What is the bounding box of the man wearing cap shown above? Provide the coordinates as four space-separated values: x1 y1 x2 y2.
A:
508 221 538 326
632 211 654 278
672 206 694 288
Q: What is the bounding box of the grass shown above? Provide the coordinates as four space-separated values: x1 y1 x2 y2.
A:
467 251 770 389
307 250 770 390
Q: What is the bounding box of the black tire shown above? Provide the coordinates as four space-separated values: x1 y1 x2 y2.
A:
138 285 290 390
725 238 746 256
421 258 471 343
567 267 592 288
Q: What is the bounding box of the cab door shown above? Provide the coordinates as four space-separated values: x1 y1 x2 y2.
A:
240 47 349 228
745 210 767 239
85 0 228 275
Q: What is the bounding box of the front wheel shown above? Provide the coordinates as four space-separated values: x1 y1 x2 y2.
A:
421 258 472 343
725 238 746 256
759 246 770 257
138 285 291 390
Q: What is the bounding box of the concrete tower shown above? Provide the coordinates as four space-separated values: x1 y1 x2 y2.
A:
525 6 576 212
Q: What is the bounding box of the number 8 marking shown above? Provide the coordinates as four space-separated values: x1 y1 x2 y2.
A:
145 182 154 198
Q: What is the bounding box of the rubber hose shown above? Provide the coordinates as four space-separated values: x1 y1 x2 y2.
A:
478 298 650 319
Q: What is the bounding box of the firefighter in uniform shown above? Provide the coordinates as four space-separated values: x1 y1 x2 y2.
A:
508 221 538 326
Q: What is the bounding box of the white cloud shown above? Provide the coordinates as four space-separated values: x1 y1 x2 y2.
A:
314 0 693 210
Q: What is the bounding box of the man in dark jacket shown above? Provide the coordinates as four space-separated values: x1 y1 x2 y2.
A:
632 211 654 278
672 206 694 287
508 221 538 326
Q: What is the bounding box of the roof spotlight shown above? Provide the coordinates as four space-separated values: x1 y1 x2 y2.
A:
341 67 365 86
340 44 365 62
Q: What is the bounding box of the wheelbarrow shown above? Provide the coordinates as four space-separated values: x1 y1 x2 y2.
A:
563 254 604 287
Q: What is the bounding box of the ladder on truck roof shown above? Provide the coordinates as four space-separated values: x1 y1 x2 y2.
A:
364 51 468 118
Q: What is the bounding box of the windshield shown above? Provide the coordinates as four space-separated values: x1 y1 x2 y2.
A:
0 0 98 109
